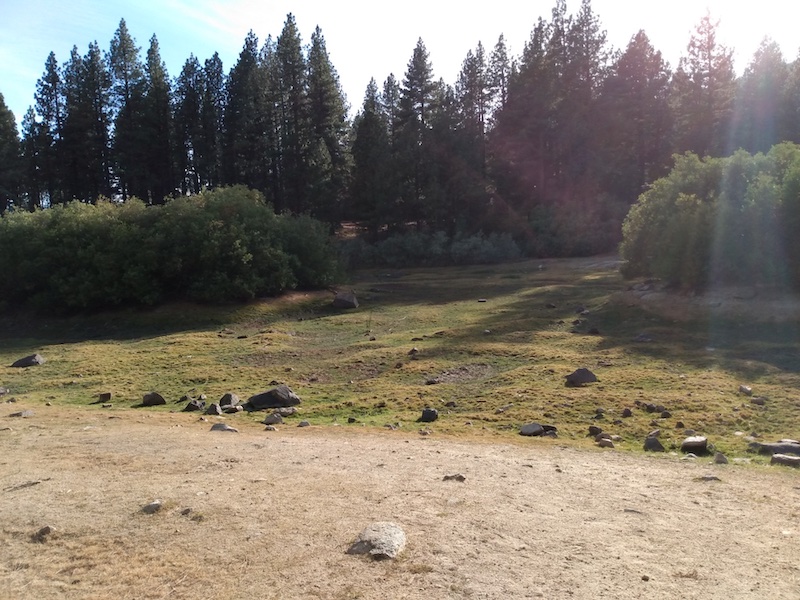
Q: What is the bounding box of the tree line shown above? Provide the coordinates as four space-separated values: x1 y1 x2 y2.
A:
1 1 800 256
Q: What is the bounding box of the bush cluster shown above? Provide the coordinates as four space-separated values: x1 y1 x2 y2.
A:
620 143 800 290
337 230 522 269
0 186 339 311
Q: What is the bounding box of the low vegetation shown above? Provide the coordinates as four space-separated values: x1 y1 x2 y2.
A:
0 186 339 311
1 256 798 459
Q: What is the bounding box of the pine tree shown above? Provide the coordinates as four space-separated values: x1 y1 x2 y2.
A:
380 74 401 145
143 35 174 203
488 34 511 115
20 107 44 210
599 30 672 203
732 38 787 153
223 31 268 192
34 51 65 205
349 78 392 234
671 12 736 157
275 13 309 213
396 38 436 224
174 54 204 194
0 92 21 214
306 25 350 223
108 18 146 200
199 52 225 188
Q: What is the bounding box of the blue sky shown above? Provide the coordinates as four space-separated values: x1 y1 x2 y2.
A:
1 0 798 128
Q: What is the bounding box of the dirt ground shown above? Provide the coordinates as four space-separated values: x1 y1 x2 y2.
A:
1 406 799 600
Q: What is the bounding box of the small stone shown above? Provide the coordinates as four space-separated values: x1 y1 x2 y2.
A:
264 425 278 431
205 403 223 416
210 423 238 433
738 385 753 396
595 432 612 442
347 522 406 559
564 368 597 387
713 452 729 465
97 392 112 403
9 410 34 418
675 421 686 429
444 401 457 408
347 417 358 423
102 403 112 408
648 429 661 438
298 420 310 427
219 393 240 407
621 408 633 418
223 405 243 414
32 525 55 542
443 473 466 482
597 438 614 448
660 410 672 419
141 500 163 514
751 397 766 406
642 575 650 582
588 425 603 437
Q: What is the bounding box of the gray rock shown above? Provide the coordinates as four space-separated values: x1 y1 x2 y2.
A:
714 452 729 465
97 392 112 403
11 354 45 368
223 405 243 414
681 436 709 454
333 290 359 309
643 436 665 452
771 454 800 467
219 393 240 407
298 420 310 427
418 408 439 423
9 410 34 418
141 500 163 514
648 429 661 438
263 413 284 425
264 425 278 431
588 425 603 437
443 473 466 482
520 423 544 437
738 384 753 396
141 392 166 407
210 423 238 433
205 403 223 416
597 438 615 448
182 399 205 412
245 385 302 410
347 522 406 559
564 368 597 387
273 406 299 417
751 397 766 406
749 441 800 456
621 408 633 418
660 410 672 419
595 432 612 442
0 387 8 396
32 525 55 542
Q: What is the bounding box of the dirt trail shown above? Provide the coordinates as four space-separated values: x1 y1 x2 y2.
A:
1 407 799 599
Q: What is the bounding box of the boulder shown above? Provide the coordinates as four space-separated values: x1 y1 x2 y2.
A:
347 522 406 560
564 368 597 387
333 291 359 309
771 454 800 468
210 423 238 433
245 385 301 411
588 425 603 437
748 441 800 456
597 438 615 448
223 405 243 414
681 436 709 455
714 452 729 465
182 399 205 412
11 354 45 368
204 403 223 416
219 393 240 407
263 413 283 425
418 408 439 423
520 423 544 437
141 392 166 406
643 436 665 452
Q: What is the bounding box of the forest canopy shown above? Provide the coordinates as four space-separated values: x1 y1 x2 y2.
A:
1 0 800 279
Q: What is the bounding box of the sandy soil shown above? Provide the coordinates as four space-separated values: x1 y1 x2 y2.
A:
1 406 799 600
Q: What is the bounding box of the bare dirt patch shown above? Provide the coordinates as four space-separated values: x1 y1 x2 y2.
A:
2 406 799 599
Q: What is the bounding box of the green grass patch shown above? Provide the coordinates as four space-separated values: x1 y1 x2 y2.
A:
1 256 798 456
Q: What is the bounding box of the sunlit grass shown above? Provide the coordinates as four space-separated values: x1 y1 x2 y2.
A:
1 256 798 457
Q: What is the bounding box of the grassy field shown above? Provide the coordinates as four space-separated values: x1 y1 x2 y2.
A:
2 255 799 458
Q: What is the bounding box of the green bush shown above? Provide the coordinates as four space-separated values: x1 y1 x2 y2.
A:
620 144 800 290
0 186 340 311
